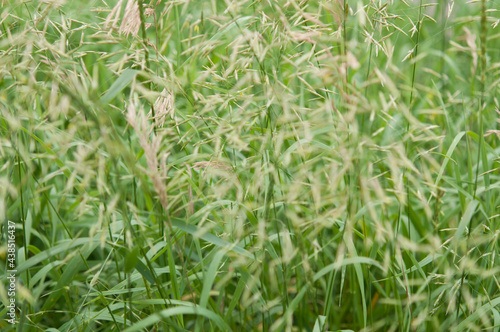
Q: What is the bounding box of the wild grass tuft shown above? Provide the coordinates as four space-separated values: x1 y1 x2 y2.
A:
0 0 499 331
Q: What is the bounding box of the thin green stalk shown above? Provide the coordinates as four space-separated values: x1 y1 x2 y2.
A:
457 0 489 322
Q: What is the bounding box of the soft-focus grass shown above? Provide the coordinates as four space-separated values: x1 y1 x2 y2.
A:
0 0 499 331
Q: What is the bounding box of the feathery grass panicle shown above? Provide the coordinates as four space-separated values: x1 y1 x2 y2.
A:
105 0 153 37
126 97 169 211
151 88 176 129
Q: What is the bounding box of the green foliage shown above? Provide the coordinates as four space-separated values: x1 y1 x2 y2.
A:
1 0 499 331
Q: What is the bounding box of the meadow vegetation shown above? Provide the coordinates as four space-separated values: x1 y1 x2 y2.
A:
1 0 499 331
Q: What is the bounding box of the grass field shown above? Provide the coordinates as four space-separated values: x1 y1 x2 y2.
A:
1 0 499 331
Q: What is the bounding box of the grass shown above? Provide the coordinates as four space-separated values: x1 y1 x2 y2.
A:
0 0 499 331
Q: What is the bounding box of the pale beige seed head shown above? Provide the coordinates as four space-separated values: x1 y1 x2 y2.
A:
193 161 232 172
119 0 141 37
152 88 175 128
105 0 153 37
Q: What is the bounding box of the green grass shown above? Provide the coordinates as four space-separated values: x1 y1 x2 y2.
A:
1 0 499 331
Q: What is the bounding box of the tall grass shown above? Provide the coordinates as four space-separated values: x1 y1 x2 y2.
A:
1 0 499 331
